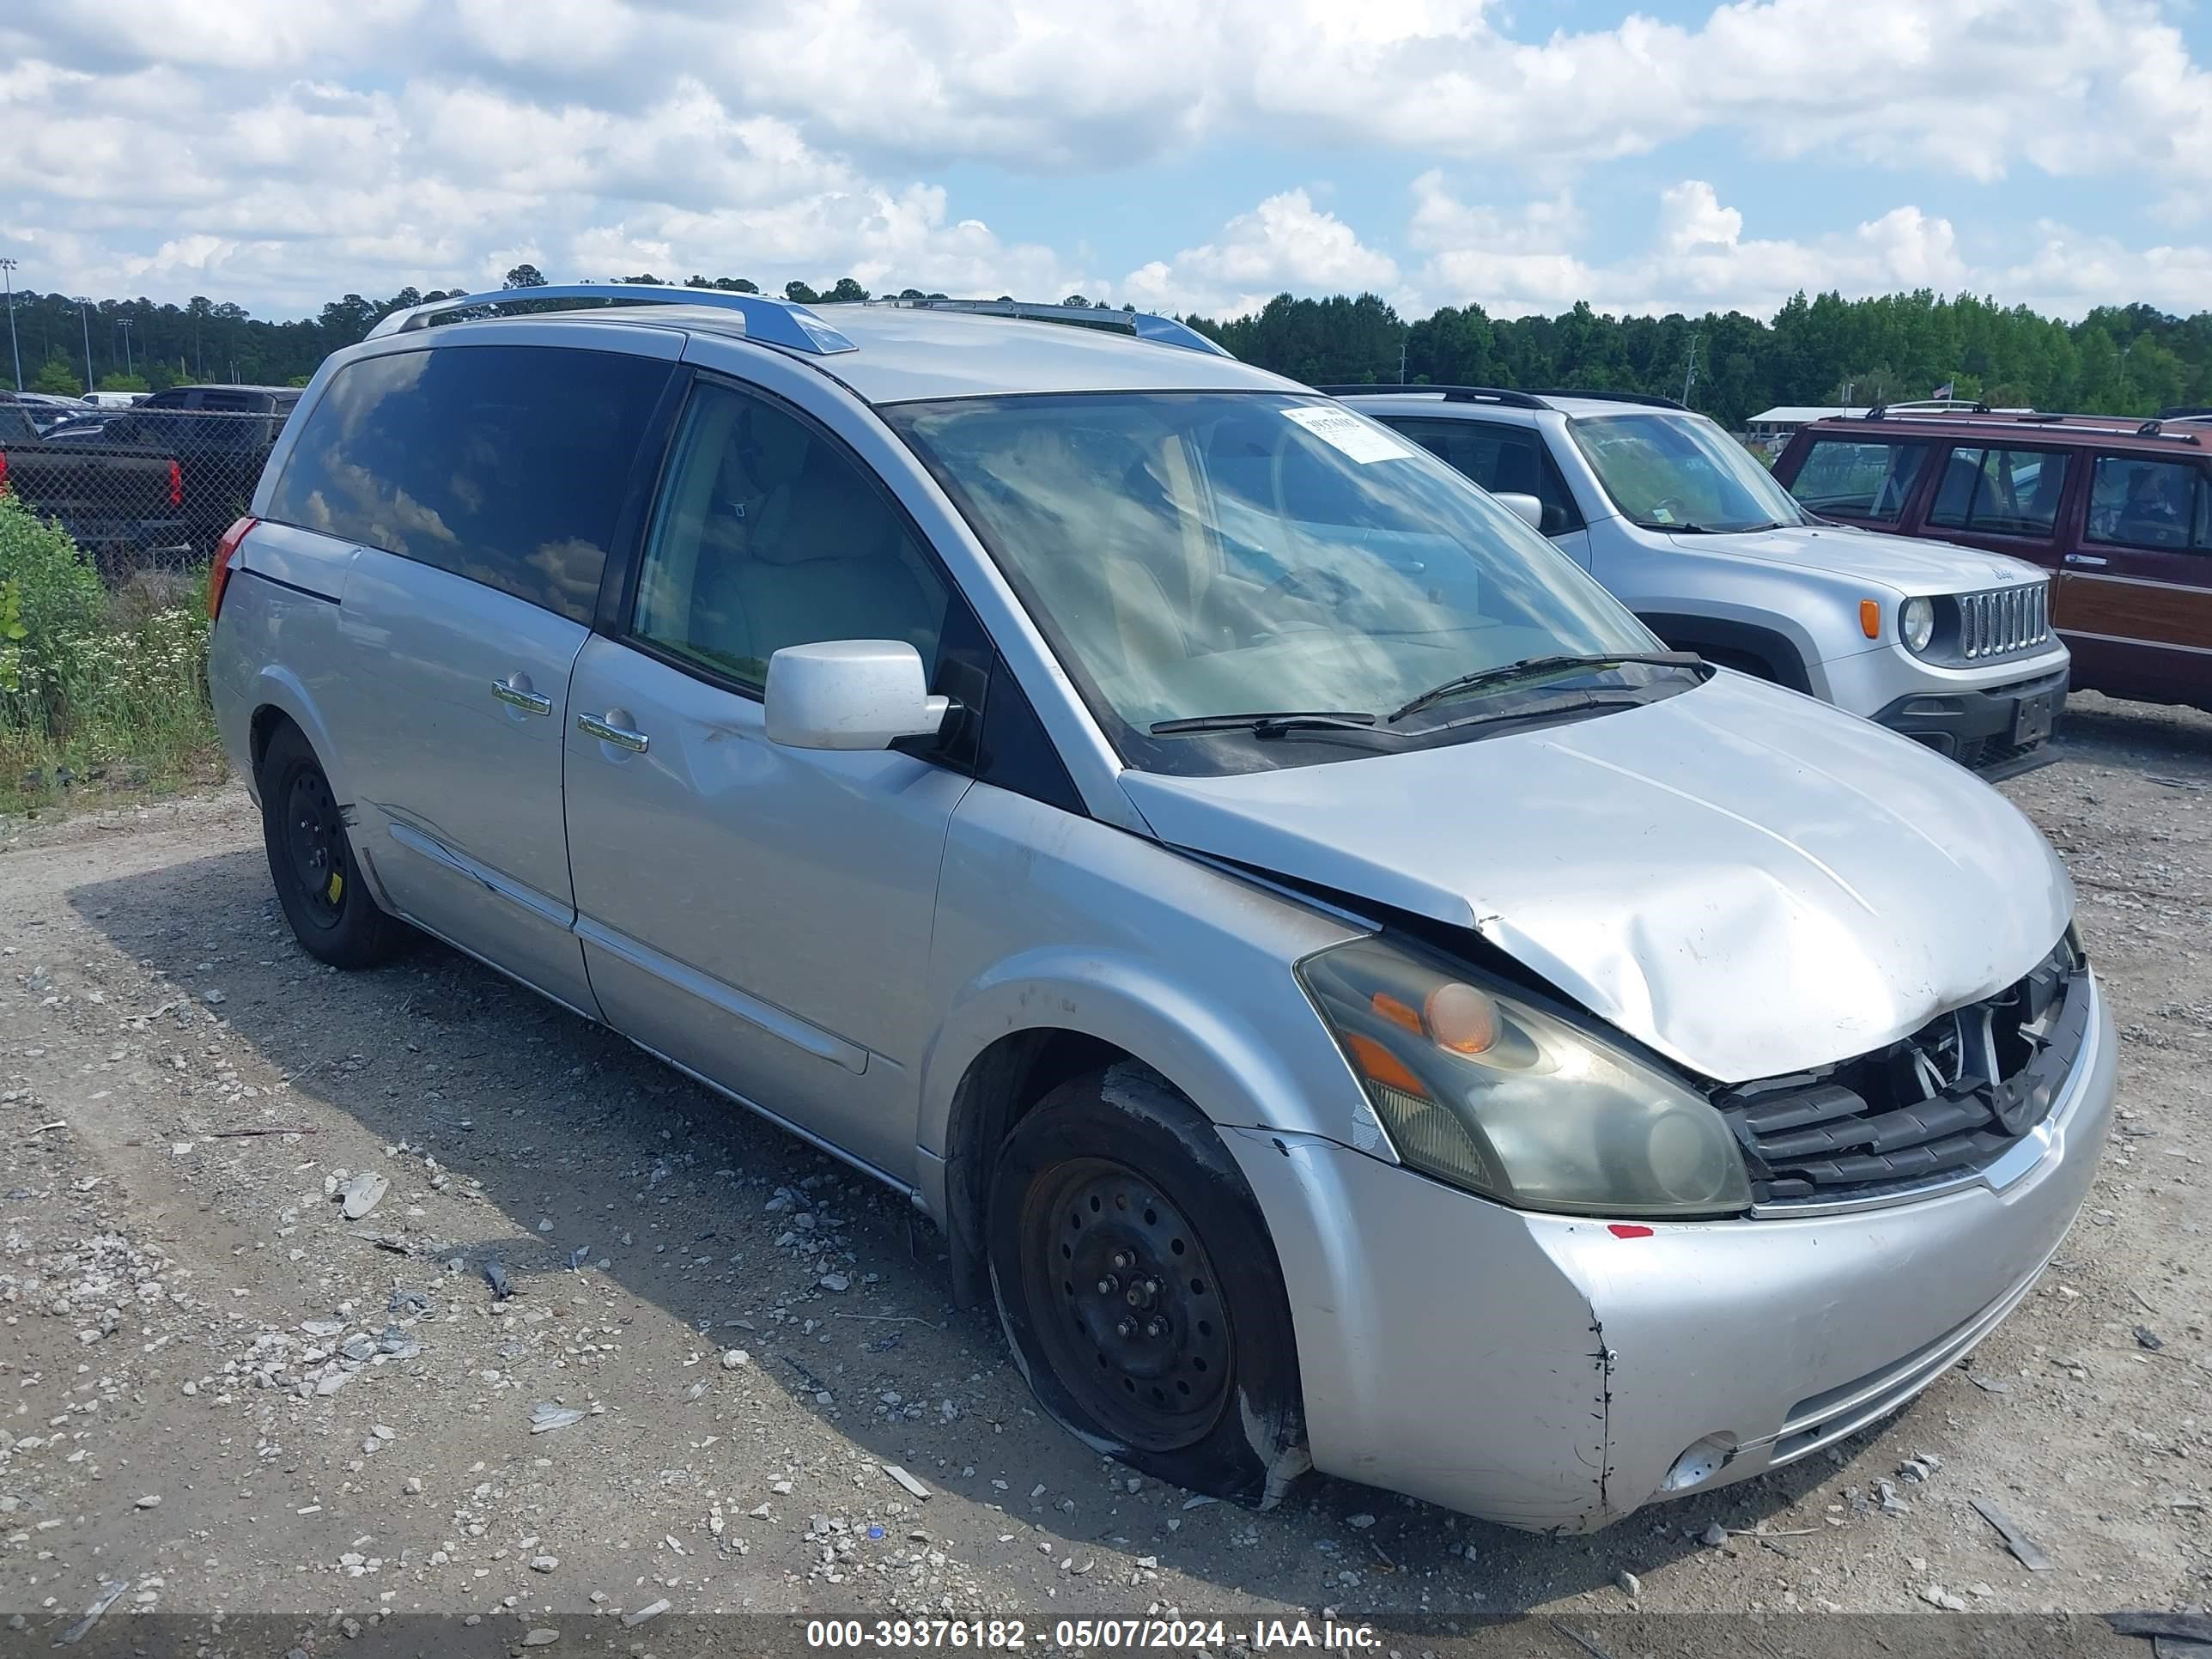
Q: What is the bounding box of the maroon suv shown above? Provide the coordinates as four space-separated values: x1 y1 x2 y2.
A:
1774 409 2211 711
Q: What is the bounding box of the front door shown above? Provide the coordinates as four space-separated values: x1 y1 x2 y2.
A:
1915 441 2069 576
562 376 971 1183
2056 449 2212 704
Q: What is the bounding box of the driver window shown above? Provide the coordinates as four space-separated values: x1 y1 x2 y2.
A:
632 382 951 691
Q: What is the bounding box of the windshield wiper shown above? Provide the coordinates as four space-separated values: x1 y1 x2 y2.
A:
1149 710 1382 738
1431 689 1651 737
1636 519 1793 534
1388 652 1703 724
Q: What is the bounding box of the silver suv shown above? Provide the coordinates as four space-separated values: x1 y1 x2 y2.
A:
1327 386 2073 775
209 288 2113 1534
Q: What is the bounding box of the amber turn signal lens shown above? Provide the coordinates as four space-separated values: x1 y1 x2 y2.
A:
1370 992 1424 1036
1425 981 1498 1054
1345 1032 1428 1097
1858 599 1881 639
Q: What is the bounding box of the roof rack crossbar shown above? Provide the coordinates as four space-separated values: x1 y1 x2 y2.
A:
870 298 1231 358
1315 383 1551 410
363 284 859 354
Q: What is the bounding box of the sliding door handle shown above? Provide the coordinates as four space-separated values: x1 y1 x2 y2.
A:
490 679 553 714
577 711 649 753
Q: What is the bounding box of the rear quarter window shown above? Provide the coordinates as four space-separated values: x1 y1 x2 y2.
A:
265 344 672 623
1784 437 1928 520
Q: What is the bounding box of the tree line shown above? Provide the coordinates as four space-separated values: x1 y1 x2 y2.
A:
7 263 2208 429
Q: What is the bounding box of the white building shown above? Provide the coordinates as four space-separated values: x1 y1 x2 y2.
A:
1746 405 1871 447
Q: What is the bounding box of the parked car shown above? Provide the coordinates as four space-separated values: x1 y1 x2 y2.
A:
209 287 2113 1534
65 384 302 556
9 390 94 432
0 392 191 573
1324 386 2071 775
1775 408 2211 711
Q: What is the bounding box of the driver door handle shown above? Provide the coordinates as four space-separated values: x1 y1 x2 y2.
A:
2063 552 2107 567
577 712 650 753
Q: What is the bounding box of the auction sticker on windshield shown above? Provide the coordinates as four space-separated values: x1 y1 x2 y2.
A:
1285 404 1415 464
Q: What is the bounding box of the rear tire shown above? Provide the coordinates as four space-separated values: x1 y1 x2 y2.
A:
258 723 404 969
987 1064 1308 1507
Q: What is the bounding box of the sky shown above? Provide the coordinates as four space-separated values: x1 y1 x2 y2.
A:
2 0 2209 325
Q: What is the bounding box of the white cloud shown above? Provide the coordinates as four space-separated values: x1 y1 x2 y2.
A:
0 0 2206 321
1410 176 1974 319
1122 191 1401 317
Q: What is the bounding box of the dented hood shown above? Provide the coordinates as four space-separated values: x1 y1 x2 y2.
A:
1120 674 2074 1084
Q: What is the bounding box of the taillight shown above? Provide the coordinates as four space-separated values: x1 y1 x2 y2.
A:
0 450 9 495
209 515 256 623
168 459 183 507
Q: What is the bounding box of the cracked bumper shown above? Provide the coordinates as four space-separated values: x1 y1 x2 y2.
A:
1224 975 2115 1533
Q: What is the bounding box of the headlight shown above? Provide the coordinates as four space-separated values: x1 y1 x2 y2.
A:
1297 938 1752 1218
1899 596 1935 653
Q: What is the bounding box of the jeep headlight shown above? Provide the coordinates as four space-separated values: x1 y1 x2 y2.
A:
1899 596 1935 654
1298 938 1751 1218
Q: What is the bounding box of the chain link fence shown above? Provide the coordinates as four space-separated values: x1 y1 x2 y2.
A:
3 404 283 586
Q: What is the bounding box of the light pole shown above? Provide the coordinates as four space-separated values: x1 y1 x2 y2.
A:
117 317 133 381
75 296 93 393
2119 341 2134 410
0 258 19 391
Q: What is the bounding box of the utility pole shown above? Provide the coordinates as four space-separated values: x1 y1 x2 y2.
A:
1680 331 1699 406
1398 337 1407 383
75 297 93 393
0 258 19 391
2119 340 2134 410
118 317 133 380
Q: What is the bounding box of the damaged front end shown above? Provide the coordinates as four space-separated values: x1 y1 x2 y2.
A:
1715 928 2090 1209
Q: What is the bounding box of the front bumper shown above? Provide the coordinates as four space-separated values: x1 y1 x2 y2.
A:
1869 665 2070 774
1226 972 2115 1533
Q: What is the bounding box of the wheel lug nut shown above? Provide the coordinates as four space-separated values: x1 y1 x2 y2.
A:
1115 1318 1135 1338
1145 1319 1165 1339
1112 1251 1133 1270
1097 1275 1119 1296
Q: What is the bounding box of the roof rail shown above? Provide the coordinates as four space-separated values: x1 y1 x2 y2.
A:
2133 419 2203 445
864 298 1231 358
363 284 859 354
1316 384 1551 410
1522 386 1689 411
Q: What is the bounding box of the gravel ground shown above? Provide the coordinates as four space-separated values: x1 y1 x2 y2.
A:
1 690 2208 1653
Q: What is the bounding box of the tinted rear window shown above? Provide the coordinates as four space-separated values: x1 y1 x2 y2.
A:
266 345 671 623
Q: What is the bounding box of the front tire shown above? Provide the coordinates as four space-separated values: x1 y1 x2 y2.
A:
258 723 404 969
987 1064 1308 1507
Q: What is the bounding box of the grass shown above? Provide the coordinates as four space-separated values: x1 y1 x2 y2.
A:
0 492 226 817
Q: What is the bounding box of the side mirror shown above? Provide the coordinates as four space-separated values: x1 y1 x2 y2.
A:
1493 492 1546 532
763 640 951 750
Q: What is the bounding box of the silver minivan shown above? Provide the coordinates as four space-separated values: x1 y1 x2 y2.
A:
208 288 2114 1534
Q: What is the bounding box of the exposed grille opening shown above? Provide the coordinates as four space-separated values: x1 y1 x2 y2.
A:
1717 933 2088 1206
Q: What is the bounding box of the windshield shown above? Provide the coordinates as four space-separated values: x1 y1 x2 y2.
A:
1571 412 1807 532
886 392 1666 774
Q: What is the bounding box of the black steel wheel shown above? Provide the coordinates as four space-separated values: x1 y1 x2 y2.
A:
283 763 348 927
1019 1157 1235 1452
258 721 404 969
988 1065 1307 1505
